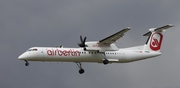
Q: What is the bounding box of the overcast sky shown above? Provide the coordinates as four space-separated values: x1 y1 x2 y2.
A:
1 0 180 88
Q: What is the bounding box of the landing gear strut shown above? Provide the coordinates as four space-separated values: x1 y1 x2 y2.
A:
25 60 29 66
76 62 84 74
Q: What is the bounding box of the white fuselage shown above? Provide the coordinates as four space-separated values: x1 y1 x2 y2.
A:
17 24 173 74
18 47 161 63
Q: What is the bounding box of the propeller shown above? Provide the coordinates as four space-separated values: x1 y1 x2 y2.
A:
78 35 87 47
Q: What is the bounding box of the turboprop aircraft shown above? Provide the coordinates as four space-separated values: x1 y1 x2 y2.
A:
18 24 173 74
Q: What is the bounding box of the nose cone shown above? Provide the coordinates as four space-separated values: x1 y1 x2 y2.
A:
18 53 28 60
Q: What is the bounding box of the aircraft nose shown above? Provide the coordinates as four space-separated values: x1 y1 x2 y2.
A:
18 53 28 60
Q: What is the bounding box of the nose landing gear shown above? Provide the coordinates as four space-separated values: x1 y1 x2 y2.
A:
79 69 84 74
25 60 29 66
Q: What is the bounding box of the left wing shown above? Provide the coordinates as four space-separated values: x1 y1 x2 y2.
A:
98 27 131 45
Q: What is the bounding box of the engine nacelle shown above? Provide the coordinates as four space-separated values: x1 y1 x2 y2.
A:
84 41 119 52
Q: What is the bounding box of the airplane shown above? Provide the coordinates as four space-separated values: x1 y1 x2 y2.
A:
18 24 173 74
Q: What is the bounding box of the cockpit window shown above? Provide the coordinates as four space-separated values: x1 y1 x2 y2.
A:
27 49 31 51
27 48 38 51
32 49 38 51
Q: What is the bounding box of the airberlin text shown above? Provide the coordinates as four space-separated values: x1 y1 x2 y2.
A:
46 49 80 56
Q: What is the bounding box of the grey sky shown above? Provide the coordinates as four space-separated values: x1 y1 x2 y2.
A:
1 0 180 88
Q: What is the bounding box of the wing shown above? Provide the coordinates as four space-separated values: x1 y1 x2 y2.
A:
98 27 131 45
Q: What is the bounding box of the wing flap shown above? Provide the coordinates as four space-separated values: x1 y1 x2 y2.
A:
98 27 131 44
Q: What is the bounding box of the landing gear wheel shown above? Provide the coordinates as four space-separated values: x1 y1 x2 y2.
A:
76 62 85 74
103 59 109 65
25 60 29 66
79 69 85 74
25 62 29 66
99 52 108 65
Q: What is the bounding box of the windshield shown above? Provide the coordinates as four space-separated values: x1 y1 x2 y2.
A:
27 48 38 51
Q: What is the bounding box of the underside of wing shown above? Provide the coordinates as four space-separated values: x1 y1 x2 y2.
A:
98 27 131 45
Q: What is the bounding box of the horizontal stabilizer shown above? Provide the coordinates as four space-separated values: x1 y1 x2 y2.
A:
143 24 174 36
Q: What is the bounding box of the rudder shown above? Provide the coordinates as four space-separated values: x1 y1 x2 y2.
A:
143 24 173 52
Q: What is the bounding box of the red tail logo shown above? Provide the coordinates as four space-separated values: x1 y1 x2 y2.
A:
150 33 163 51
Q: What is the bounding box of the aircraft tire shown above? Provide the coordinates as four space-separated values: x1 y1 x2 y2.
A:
25 62 29 66
79 69 84 74
103 59 109 65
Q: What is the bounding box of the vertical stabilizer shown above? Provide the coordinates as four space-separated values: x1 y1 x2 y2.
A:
143 24 173 52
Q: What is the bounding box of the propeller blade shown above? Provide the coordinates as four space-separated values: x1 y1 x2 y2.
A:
80 35 83 42
78 35 87 47
83 37 86 43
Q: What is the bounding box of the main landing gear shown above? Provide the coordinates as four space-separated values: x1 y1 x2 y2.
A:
103 59 109 65
76 62 84 74
100 52 109 65
25 60 29 66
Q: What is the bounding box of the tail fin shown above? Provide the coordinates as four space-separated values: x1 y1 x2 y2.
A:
143 24 173 52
